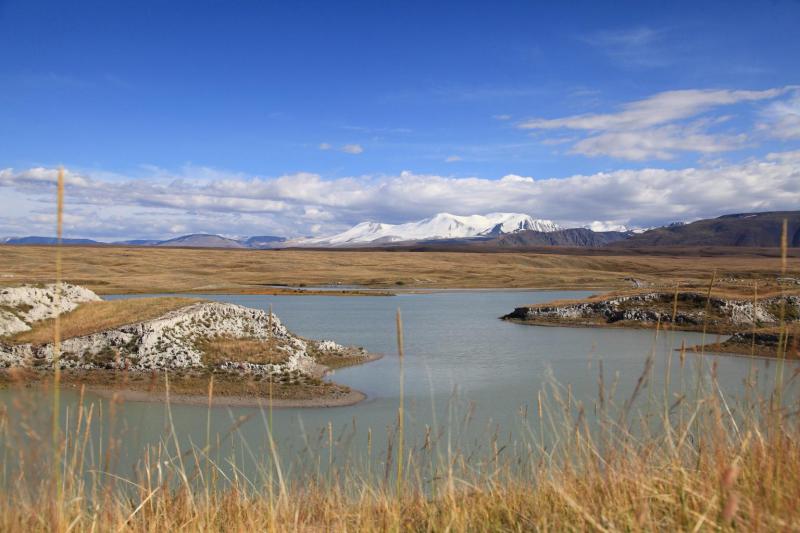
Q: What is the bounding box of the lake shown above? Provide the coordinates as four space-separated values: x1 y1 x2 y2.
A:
2 290 794 482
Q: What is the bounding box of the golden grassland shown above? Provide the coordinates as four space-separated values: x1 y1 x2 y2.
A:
7 297 200 345
0 245 797 294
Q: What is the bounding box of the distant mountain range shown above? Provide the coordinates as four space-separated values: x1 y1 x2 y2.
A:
0 234 286 249
2 211 798 250
0 236 101 246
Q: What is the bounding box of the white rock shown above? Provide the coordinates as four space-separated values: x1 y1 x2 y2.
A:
316 340 345 352
0 283 101 336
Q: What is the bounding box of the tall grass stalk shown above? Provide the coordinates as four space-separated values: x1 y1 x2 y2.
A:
774 219 789 411
50 166 65 527
395 308 405 498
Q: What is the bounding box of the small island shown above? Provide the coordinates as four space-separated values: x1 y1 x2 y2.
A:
0 283 379 407
503 287 800 359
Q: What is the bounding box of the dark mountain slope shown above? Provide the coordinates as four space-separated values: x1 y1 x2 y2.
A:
490 228 631 247
614 211 800 248
242 235 287 248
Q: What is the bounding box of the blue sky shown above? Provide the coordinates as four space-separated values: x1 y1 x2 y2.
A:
0 0 798 239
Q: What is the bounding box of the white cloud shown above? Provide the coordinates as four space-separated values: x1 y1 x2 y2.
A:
540 136 576 146
586 27 662 48
319 142 363 154
586 220 630 232
759 90 800 140
519 87 791 160
571 123 747 160
445 155 462 162
519 88 785 131
581 27 669 68
1 151 799 239
493 114 512 121
341 144 364 154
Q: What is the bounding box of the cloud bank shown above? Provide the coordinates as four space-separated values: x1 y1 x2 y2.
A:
1 151 799 239
519 87 796 160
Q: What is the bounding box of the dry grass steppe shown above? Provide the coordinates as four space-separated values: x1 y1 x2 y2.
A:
0 245 797 294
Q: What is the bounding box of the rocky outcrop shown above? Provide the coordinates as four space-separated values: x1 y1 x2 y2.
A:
0 283 100 336
0 289 366 379
503 291 800 334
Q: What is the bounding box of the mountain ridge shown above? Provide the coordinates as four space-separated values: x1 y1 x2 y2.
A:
0 234 287 249
293 212 561 246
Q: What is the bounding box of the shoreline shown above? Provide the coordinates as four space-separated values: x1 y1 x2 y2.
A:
85 385 368 408
101 287 397 297
505 317 800 360
502 316 728 334
310 351 384 379
0 352 384 409
98 286 609 297
684 342 798 361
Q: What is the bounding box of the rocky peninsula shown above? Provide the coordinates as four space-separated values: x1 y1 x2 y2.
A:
503 289 799 359
0 283 377 406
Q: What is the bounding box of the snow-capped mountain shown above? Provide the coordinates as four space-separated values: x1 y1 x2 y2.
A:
295 213 561 246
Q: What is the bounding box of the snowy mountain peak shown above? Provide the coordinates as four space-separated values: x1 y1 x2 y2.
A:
295 212 562 246
479 213 561 235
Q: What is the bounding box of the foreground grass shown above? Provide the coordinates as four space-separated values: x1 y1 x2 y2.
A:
0 360 798 532
7 297 200 344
